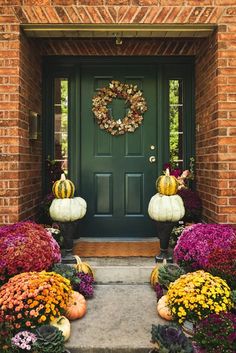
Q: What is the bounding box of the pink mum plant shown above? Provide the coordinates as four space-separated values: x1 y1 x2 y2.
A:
0 221 61 285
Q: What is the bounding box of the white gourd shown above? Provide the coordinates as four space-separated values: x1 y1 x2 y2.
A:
50 316 71 342
148 193 185 222
49 197 87 222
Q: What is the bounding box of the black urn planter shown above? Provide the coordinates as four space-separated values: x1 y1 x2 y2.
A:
57 220 79 264
155 221 176 263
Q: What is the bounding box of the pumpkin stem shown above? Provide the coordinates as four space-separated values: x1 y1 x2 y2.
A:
165 168 170 176
73 255 82 264
60 173 66 181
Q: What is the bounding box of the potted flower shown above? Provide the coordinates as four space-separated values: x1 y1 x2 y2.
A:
174 223 236 271
34 325 66 353
0 221 61 285
205 238 236 290
52 263 95 298
167 270 232 324
11 331 37 352
193 312 236 353
0 271 72 330
149 323 194 353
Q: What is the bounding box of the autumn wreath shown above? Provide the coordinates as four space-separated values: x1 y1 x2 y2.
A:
92 80 147 136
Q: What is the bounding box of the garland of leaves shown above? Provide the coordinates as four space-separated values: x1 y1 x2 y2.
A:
92 80 147 136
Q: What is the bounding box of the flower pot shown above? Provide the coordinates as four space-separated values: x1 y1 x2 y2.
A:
57 221 79 264
182 320 195 337
155 221 176 263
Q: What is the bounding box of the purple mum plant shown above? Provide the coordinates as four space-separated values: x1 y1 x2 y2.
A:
193 313 236 353
0 221 61 285
73 272 94 298
174 223 236 271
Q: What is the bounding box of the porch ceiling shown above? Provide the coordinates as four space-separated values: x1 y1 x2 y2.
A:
22 24 215 38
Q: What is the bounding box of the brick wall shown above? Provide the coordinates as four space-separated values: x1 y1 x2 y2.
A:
18 31 42 221
0 13 42 223
0 0 236 225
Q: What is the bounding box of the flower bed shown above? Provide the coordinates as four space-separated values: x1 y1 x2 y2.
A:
174 224 236 271
0 271 72 330
0 222 61 285
167 270 232 324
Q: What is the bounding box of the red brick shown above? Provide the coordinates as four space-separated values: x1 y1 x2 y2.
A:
132 0 159 4
23 0 51 4
51 0 76 4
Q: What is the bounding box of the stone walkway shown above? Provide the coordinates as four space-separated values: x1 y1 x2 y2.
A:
65 258 166 353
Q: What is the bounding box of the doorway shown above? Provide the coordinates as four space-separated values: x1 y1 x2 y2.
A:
43 57 194 237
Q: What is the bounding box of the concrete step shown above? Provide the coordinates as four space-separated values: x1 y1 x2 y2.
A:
65 283 165 353
80 257 157 284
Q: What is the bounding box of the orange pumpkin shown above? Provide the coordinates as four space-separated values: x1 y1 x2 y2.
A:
65 291 87 321
157 295 173 321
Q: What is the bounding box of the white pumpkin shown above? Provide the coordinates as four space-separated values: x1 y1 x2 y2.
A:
148 193 185 222
50 316 71 342
49 197 87 222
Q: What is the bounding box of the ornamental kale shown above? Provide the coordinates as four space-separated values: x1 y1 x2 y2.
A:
0 222 61 285
193 313 236 353
174 223 236 271
151 324 194 353
52 263 81 286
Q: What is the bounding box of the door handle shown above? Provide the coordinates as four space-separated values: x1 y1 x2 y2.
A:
149 156 156 163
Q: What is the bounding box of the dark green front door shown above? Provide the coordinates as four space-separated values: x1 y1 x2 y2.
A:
43 57 194 238
80 65 157 236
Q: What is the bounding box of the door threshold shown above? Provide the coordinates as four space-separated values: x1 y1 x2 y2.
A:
74 237 158 243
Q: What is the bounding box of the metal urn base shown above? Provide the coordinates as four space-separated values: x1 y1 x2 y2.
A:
57 221 79 264
155 221 176 263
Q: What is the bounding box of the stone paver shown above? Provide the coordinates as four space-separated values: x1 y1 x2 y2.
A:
66 283 165 353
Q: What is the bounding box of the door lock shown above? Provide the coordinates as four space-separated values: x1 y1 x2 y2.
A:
149 156 156 163
150 145 155 150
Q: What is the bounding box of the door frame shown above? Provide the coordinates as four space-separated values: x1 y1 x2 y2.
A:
42 56 195 196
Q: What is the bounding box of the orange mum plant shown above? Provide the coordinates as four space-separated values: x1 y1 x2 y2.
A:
0 271 72 330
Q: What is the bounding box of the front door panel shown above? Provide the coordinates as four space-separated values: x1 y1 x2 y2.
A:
80 65 157 236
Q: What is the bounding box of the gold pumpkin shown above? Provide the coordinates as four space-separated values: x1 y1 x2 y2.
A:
52 173 75 199
156 168 178 196
73 255 95 279
157 295 173 321
150 266 159 287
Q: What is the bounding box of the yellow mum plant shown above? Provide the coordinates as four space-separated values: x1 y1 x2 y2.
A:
167 270 232 324
0 271 72 330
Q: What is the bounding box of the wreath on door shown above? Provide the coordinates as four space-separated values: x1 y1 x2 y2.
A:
92 80 147 136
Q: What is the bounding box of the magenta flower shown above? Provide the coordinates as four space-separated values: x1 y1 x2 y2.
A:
174 223 236 271
0 221 61 285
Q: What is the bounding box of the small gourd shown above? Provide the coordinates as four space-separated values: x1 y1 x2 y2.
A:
148 193 185 222
73 255 95 279
150 266 159 287
156 168 178 196
65 291 87 321
50 316 71 342
157 295 173 321
52 174 75 199
49 197 87 222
